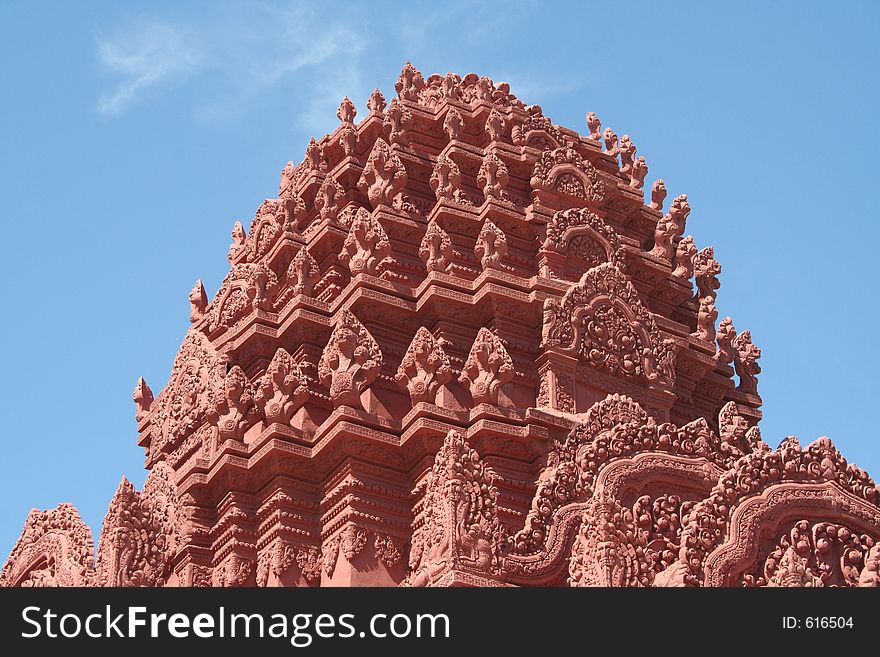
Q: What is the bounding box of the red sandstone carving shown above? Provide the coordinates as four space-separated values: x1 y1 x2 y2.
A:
5 63 877 588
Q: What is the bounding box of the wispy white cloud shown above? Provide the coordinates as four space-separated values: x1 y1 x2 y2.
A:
96 20 202 116
95 3 367 122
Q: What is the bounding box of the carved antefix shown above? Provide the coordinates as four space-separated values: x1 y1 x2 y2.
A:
358 138 407 208
407 430 504 586
419 220 455 273
255 348 308 426
459 328 514 405
318 309 383 408
395 327 453 404
338 207 391 277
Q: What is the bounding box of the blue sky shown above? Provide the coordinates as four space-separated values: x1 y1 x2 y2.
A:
1 0 878 559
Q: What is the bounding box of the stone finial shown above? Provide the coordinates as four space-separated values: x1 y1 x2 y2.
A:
475 75 493 101
441 73 462 100
337 96 356 125
395 61 425 102
650 215 676 261
318 309 382 408
603 127 619 157
210 365 255 443
315 175 345 224
586 112 601 141
475 218 508 271
339 207 391 277
692 295 718 343
486 108 505 142
305 137 323 170
716 316 736 364
443 107 464 141
133 377 153 423
459 328 515 405
668 194 691 236
618 135 636 176
255 347 308 426
357 137 408 208
285 247 320 297
395 327 453 404
419 220 455 274
693 246 721 301
383 98 413 146
367 88 386 115
733 330 761 396
228 221 246 264
430 153 464 204
630 155 648 189
279 161 296 198
189 279 208 323
672 235 697 278
649 179 667 212
477 151 509 202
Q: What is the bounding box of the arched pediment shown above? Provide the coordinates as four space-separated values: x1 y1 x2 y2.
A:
95 462 183 587
542 262 677 387
1 503 95 587
530 147 606 206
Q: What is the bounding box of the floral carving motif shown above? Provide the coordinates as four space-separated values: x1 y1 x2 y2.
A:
318 309 383 408
338 207 391 277
212 554 253 587
541 263 676 386
256 540 296 587
475 219 508 271
395 327 453 404
358 138 407 208
374 533 403 568
512 116 564 150
459 328 514 405
407 430 503 586
419 220 455 273
255 348 308 426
